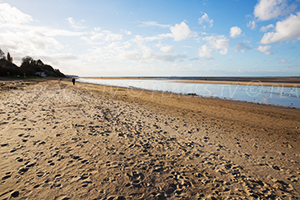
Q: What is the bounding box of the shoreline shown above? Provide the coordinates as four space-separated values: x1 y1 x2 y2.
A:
76 79 300 109
1 77 300 110
0 79 299 199
2 77 298 109
78 77 300 87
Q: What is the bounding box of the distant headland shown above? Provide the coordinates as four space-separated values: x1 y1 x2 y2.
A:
0 48 65 78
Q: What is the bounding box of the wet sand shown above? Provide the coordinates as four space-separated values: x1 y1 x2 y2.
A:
0 79 299 199
174 80 300 87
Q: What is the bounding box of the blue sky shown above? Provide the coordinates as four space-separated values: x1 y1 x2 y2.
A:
0 0 300 77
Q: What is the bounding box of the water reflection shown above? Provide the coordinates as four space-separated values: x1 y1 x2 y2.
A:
77 78 300 108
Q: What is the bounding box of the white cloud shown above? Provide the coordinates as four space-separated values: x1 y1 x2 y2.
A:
260 24 274 32
66 17 75 25
0 3 85 41
139 21 171 28
42 28 86 37
86 33 184 64
89 30 123 42
156 42 173 53
118 48 185 63
85 40 133 63
0 3 33 24
198 45 213 60
121 29 132 35
0 22 86 37
234 42 252 53
38 53 79 68
198 13 213 29
254 0 297 21
0 2 88 72
89 34 186 63
132 35 159 60
230 26 242 38
154 52 186 62
203 35 230 55
160 45 173 53
280 58 287 63
0 30 64 65
261 12 300 44
247 20 256 30
198 35 230 60
0 3 65 54
170 21 192 41
257 45 272 55
142 33 173 42
66 17 86 29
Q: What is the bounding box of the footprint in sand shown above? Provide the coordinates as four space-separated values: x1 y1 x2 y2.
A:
48 160 55 166
11 191 19 198
106 195 126 200
126 171 145 187
36 171 44 177
2 172 11 180
18 167 29 174
16 157 23 162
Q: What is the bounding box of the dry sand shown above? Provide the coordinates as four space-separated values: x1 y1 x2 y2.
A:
0 79 299 199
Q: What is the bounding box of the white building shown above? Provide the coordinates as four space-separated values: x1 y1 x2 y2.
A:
35 72 46 77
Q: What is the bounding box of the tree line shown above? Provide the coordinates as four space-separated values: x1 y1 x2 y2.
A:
0 48 13 62
0 48 65 77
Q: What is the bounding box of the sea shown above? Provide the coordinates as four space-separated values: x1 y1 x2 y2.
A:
77 77 300 109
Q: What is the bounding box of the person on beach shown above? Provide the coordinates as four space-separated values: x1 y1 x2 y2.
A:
72 78 75 85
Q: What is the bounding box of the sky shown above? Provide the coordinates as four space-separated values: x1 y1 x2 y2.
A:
0 0 300 77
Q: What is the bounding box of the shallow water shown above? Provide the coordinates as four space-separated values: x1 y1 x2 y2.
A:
77 78 300 108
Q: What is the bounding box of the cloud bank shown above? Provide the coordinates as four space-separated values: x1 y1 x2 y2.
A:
261 12 300 44
254 0 296 21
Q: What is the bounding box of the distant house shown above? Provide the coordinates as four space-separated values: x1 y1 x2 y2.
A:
35 72 46 77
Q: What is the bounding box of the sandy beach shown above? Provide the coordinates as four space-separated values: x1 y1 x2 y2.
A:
0 79 299 199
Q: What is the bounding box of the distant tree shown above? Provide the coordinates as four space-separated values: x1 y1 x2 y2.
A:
7 52 13 62
0 48 5 60
21 56 33 64
37 59 44 66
